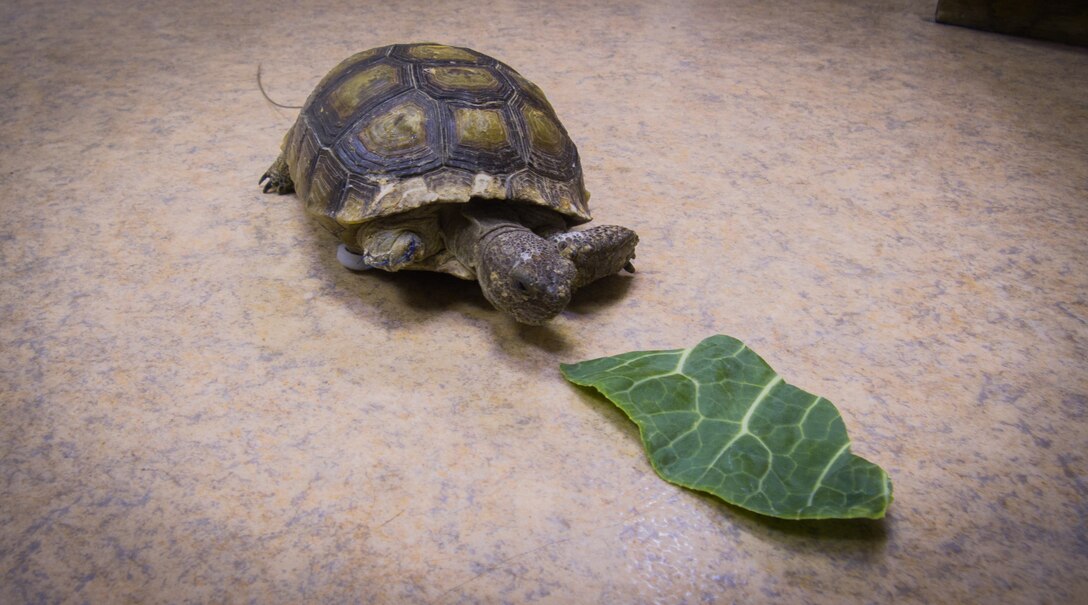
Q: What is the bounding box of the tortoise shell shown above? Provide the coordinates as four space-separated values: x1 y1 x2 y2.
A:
281 43 591 243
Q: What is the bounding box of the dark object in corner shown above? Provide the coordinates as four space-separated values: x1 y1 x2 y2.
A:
935 0 1088 46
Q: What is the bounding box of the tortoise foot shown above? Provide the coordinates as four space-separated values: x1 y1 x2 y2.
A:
259 154 294 194
359 229 425 271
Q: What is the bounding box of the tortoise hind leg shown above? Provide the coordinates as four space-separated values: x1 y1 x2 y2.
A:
259 152 294 194
548 225 639 289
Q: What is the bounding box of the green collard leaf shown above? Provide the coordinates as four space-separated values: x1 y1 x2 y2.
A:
560 335 892 520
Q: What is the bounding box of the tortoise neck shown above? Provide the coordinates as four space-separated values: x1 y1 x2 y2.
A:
442 201 536 270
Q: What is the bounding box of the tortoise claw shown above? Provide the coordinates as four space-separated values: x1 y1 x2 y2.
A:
260 155 295 194
624 260 636 273
259 170 294 195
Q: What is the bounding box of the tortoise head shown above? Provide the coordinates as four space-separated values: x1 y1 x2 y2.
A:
477 228 577 325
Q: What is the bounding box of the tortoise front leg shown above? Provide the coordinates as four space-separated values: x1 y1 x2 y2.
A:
259 152 294 194
548 225 638 289
355 228 426 271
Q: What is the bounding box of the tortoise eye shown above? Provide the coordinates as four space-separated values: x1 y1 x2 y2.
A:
515 280 529 293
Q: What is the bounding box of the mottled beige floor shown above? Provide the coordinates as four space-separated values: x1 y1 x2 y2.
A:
2 0 1086 603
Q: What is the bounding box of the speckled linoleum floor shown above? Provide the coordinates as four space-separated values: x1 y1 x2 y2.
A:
2 1 1086 603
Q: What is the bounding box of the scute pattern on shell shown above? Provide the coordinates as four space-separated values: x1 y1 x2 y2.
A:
282 43 591 241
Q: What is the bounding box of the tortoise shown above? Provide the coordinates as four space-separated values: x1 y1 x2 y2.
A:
260 43 638 324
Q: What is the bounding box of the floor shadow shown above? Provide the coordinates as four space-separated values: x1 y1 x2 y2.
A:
363 269 492 315
711 491 890 544
565 272 637 317
298 214 637 344
299 217 489 318
510 322 574 355
565 383 645 442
